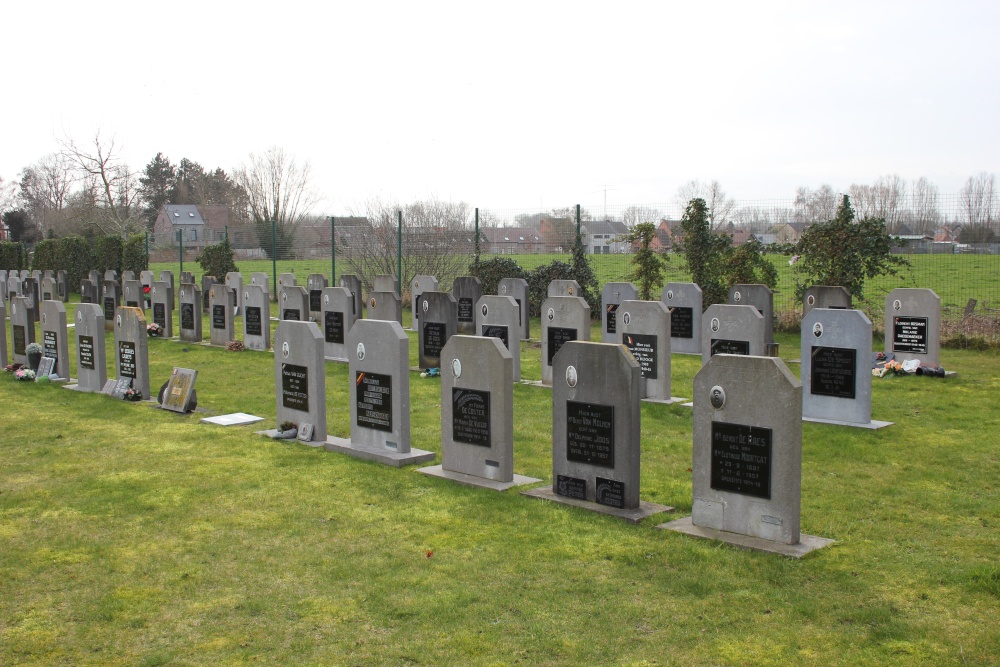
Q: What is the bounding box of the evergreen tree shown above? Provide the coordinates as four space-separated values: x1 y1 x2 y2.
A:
620 222 668 300
139 152 176 229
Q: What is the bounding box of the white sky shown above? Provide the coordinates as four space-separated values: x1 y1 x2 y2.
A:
2 1 998 214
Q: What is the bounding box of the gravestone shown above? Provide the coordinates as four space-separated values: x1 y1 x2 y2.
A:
123 279 144 311
339 274 363 318
523 341 671 522
279 285 309 322
618 300 684 404
701 304 766 365
20 269 29 281
7 275 22 305
122 270 135 282
79 278 98 304
140 270 155 290
410 274 438 330
40 300 70 380
802 309 892 429
179 284 203 343
498 277 530 340
56 270 68 302
320 286 355 361
180 271 195 284
601 282 639 344
307 273 328 321
88 270 100 286
373 274 397 294
475 295 521 382
209 285 235 346
728 284 774 346
0 275 7 309
270 320 327 443
9 297 33 364
160 368 198 413
102 280 120 331
324 319 434 466
0 301 6 367
41 277 57 302
23 277 40 322
452 276 482 335
802 285 851 318
539 295 591 386
885 288 941 368
31 270 41 284
225 272 243 316
251 272 272 302
42 270 54 281
418 336 540 490
662 282 702 355
201 276 218 313
242 284 270 351
114 307 150 400
659 354 833 557
366 291 402 324
417 291 458 370
158 270 175 310
277 273 296 293
151 281 173 338
70 304 107 392
548 279 581 297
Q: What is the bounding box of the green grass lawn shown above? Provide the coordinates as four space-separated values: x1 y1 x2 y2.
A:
2 312 999 666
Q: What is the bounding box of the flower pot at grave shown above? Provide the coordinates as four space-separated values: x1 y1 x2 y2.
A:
27 351 42 372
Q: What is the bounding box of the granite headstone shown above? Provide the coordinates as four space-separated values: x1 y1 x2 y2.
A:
475 295 521 382
179 284 203 343
72 304 107 392
272 320 327 443
114 306 150 399
601 282 638 344
452 276 482 335
540 295 591 386
885 288 941 368
320 286 355 361
242 284 270 351
701 304 767 366
417 291 458 370
498 277 530 340
662 282 703 355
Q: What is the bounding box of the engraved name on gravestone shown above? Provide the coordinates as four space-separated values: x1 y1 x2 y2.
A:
73 304 107 391
102 280 120 331
452 276 482 335
40 300 70 379
548 279 581 297
476 295 521 382
225 272 243 315
618 299 683 403
802 285 851 319
115 307 150 399
41 277 56 302
701 304 766 365
151 281 173 337
201 276 218 313
410 275 438 330
123 279 144 310
179 284 203 343
885 288 941 368
662 282 702 355
321 286 355 361
418 291 458 370
279 285 309 322
601 282 638 344
273 320 327 443
373 274 397 294
366 291 402 324
159 271 175 310
498 277 530 340
339 274 363 317
307 273 328 320
242 284 270 351
540 295 591 386
209 286 234 346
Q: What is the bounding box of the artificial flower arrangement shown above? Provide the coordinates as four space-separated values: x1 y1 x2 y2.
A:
122 386 144 402
14 368 36 381
147 322 163 337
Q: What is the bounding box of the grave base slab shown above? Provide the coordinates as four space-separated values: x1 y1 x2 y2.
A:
324 356 348 363
803 416 894 430
657 516 835 558
323 436 435 467
521 486 673 524
641 396 688 406
417 465 541 491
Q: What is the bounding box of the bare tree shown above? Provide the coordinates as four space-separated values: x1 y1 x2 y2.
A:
0 176 17 216
58 131 143 235
848 175 907 232
675 180 734 231
959 171 998 228
794 184 840 223
622 206 663 229
731 204 793 235
908 176 941 233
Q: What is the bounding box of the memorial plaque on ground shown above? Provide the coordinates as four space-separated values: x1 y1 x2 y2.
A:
498 277 530 340
209 286 234 346
417 291 458 370
548 279 581 297
225 272 243 315
701 304 766 366
321 286 355 361
475 295 521 382
102 281 120 331
279 285 309 322
601 282 638 343
72 304 107 392
273 320 327 443
339 274 363 317
307 274 327 320
452 276 482 335
114 307 150 399
201 276 218 313
373 274 397 294
40 300 70 379
242 284 270 351
885 288 941 368
160 368 198 413
150 281 173 337
179 285 203 343
802 285 851 319
728 284 774 345
410 275 439 330
539 296 590 385
366 291 402 324
618 299 682 403
10 297 34 365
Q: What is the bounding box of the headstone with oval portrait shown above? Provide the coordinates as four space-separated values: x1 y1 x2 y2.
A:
278 285 309 323
802 285 851 319
601 282 638 344
366 290 402 324
339 274 363 320
661 282 703 355
618 299 684 404
179 284 203 343
417 291 458 370
539 295 590 386
884 288 941 368
701 304 767 366
475 295 521 382
452 276 482 335
271 320 327 444
548 279 581 298
410 274 438 331
71 304 107 392
728 284 774 346
242 284 270 351
320 286 355 361
498 277 530 340
307 273 328 321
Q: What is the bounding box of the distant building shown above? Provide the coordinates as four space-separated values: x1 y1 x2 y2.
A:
582 220 629 254
480 227 544 254
153 204 234 251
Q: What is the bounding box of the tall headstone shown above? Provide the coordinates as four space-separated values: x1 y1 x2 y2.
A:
324 319 434 466
56 270 68 302
40 300 70 379
475 295 521 382
601 282 638 344
242 284 270 351
339 274 363 319
72 304 107 392
728 284 774 346
179 284 203 343
123 279 144 311
548 279 581 297
79 278 98 304
662 282 702 355
209 284 235 346
151 281 173 338
452 276 482 335
367 291 402 324
417 291 458 370
659 354 833 557
802 285 851 318
9 297 34 365
88 270 100 285
373 274 397 294
180 271 195 285
498 277 530 340
618 300 683 403
320 286 355 361
307 273 328 321
122 270 136 282
418 336 540 490
102 280 120 331
0 274 7 309
539 295 591 386
41 277 57 302
271 320 326 443
23 277 40 322
410 274 439 330
701 304 766 366
31 269 41 284
201 276 218 313
158 270 175 311
225 272 243 315
802 309 891 429
7 275 22 305
0 301 6 367
277 273 296 293
140 270 155 292
279 285 309 322
114 307 151 399
20 269 30 281
885 288 941 368
251 272 271 302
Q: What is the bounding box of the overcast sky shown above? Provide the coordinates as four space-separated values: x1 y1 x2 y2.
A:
3 1 997 215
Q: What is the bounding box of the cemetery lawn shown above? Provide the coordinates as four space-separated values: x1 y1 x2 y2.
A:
2 322 999 666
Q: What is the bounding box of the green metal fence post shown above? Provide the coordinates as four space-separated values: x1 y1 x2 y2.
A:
271 219 278 297
397 210 402 296
576 204 581 245
331 216 336 282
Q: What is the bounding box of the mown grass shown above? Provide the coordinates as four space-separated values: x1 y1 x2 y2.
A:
1 313 998 666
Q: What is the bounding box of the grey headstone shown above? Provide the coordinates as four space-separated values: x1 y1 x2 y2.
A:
618 300 679 402
279 285 309 322
0 275 7 309
0 269 6 282
410 275 439 330
9 297 34 365
601 282 638 343
104 269 117 283
273 320 327 443
20 269 29 281
452 276 482 335
140 270 155 289
802 285 851 318
251 272 272 302
7 275 22 308
339 274 363 319
0 301 6 367
366 291 402 324
102 281 120 331
201 276 218 313
23 277 40 322
701 304 766 366
79 278 98 305
42 270 54 281
114 306 150 399
56 270 68 302
73 304 107 392
417 291 458 370
151 281 173 338
277 273 296 292
208 285 235 346
88 270 100 285
122 270 135 282
41 277 57 302
548 279 581 298
320 286 355 361
662 282 703 355
31 269 41 283
161 368 198 413
498 277 530 340
540 295 591 386
123 279 144 312
885 288 941 368
226 272 244 316
158 271 175 310
728 284 774 345
242 284 270 351
179 284 203 343
373 274 397 295
180 271 195 285
475 295 521 382
40 300 69 379
307 274 328 320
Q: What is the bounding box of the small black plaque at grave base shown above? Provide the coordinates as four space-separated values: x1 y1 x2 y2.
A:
181 304 195 330
892 316 928 354
310 290 322 313
811 346 856 399
596 477 625 508
13 325 26 355
153 303 166 328
79 336 95 369
711 338 750 356
281 363 309 412
556 475 587 500
245 306 262 336
118 341 137 379
457 297 473 322
212 304 227 330
422 322 447 359
324 311 344 344
670 306 693 339
547 327 577 366
452 388 491 447
623 333 658 379
710 421 772 499
356 371 392 432
606 303 619 334
103 298 115 321
481 324 509 350
566 401 615 468
283 309 300 321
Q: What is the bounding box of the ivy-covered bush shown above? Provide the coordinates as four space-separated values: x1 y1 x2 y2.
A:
123 234 148 275
196 238 238 280
0 241 26 271
30 239 60 272
58 237 94 292
93 236 124 275
467 256 529 299
526 260 576 317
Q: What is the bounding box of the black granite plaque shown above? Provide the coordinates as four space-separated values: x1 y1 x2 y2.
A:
452 388 491 447
356 371 392 432
422 321 446 360
892 316 928 354
79 335 95 369
126 300 139 308
622 333 657 379
13 325 26 355
283 308 300 321
310 289 322 313
595 477 625 508
43 292 52 301
547 327 577 366
515 297 522 326
810 346 856 399
181 303 195 331
281 363 309 412
245 306 262 336
710 421 772 499
481 324 509 350
670 306 693 339
457 297 474 323
118 341 137 379
103 297 115 321
44 331 57 359
555 474 587 500
324 311 344 344
710 338 750 356
153 303 166 328
566 401 614 468
606 303 619 334
212 304 227 330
